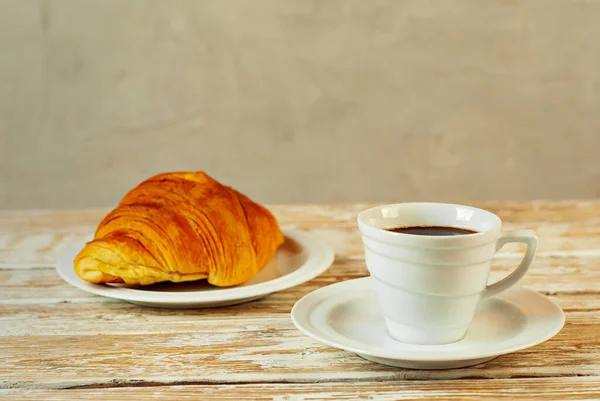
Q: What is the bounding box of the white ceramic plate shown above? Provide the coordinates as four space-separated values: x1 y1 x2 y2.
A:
57 228 334 308
291 277 565 369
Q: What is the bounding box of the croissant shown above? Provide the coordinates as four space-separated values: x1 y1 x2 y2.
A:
74 171 284 287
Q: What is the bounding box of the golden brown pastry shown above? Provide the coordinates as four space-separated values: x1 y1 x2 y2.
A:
74 171 284 287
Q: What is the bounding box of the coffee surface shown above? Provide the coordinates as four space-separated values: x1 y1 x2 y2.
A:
386 225 478 236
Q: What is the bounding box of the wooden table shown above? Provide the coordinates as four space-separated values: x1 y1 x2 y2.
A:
1 201 599 400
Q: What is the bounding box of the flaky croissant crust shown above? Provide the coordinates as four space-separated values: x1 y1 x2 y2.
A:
74 171 284 287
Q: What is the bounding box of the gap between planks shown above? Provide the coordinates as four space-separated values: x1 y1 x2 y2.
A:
3 372 599 391
3 378 600 401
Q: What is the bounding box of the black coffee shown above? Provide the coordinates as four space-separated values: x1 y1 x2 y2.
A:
386 226 478 236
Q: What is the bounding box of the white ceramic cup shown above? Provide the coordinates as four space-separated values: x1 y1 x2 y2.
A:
357 202 538 345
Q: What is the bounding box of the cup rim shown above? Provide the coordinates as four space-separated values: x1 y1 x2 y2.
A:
357 202 502 247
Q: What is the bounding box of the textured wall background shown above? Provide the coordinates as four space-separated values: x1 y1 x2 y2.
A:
1 0 599 209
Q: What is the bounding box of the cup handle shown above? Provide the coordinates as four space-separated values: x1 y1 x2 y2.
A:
481 230 538 300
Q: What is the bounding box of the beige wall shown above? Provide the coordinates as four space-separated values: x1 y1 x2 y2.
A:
1 0 599 210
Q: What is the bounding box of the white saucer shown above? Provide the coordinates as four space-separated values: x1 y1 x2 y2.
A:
291 277 565 369
57 228 334 308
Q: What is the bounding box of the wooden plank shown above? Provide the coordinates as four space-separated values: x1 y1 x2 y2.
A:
1 222 600 267
0 295 597 388
2 201 600 230
1 254 598 307
2 377 600 400
2 201 600 266
0 292 597 335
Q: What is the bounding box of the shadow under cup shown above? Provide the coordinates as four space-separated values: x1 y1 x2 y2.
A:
357 203 503 345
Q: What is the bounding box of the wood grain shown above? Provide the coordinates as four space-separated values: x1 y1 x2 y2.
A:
0 202 599 399
1 320 598 388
